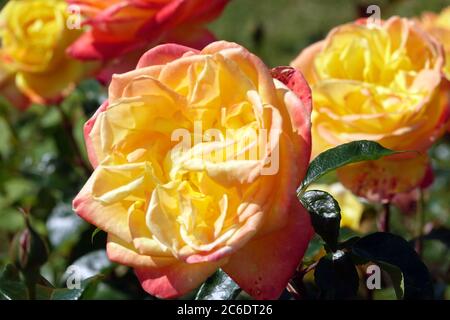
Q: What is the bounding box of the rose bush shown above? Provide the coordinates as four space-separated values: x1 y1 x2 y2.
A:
292 17 449 202
0 0 90 105
73 41 314 299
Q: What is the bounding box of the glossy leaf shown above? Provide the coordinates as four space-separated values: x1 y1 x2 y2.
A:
299 140 401 192
300 190 341 251
0 264 28 300
314 251 359 299
51 275 103 300
195 269 241 300
351 232 433 299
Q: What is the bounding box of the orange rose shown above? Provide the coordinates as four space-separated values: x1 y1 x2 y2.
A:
73 41 314 299
67 0 230 60
292 17 449 202
419 6 450 80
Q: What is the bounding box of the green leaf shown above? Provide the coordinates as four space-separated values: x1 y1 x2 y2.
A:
62 250 113 282
50 275 103 300
303 235 324 264
0 263 103 300
299 140 401 192
300 190 341 251
314 251 359 299
351 232 433 299
0 264 28 300
195 269 241 300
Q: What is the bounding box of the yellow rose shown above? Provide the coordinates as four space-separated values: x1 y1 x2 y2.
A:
292 17 449 202
420 6 450 79
308 183 364 231
73 42 314 299
0 0 88 104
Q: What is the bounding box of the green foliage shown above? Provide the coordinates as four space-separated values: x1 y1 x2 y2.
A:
0 264 28 300
299 140 402 192
351 233 433 299
49 275 103 300
299 140 437 300
314 251 359 299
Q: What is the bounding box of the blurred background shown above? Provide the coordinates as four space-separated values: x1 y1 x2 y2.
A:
1 0 449 299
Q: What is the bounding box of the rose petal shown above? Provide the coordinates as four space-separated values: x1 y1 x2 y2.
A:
136 43 199 69
135 260 226 299
73 168 131 242
222 198 313 300
107 234 175 269
84 101 108 168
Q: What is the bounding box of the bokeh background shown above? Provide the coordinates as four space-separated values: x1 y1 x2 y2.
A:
1 0 449 299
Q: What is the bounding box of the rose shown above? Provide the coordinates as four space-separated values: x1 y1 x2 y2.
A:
292 17 449 202
67 0 230 61
419 6 450 80
0 0 90 104
73 41 314 299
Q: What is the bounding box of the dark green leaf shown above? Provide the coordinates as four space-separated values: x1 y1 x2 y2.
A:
300 190 341 251
195 269 241 300
314 251 359 299
338 236 361 250
0 264 28 300
352 232 433 299
299 140 402 192
51 275 103 300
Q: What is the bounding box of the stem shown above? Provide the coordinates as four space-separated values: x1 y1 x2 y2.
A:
379 202 391 233
415 189 425 258
56 105 91 176
24 269 39 300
